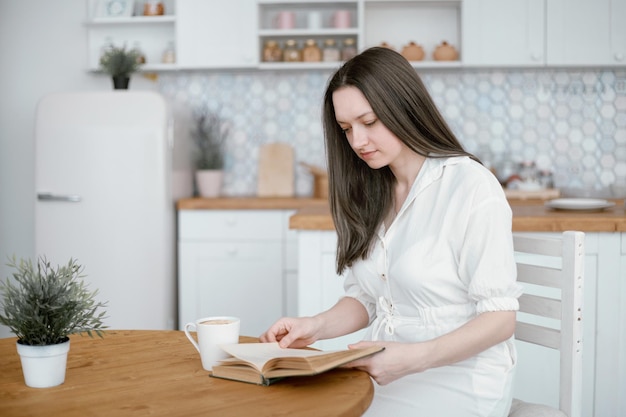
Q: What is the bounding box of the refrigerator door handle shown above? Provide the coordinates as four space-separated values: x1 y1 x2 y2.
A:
37 192 82 202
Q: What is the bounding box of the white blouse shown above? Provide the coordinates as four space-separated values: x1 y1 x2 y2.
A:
343 156 523 417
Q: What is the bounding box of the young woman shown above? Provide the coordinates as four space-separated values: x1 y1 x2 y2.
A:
261 47 522 417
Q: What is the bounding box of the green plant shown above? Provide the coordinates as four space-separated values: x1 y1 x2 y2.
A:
0 256 108 346
191 108 229 170
99 44 142 77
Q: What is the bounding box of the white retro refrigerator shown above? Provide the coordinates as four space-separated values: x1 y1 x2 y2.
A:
35 91 176 330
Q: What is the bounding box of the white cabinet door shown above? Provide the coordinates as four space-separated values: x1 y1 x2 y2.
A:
298 231 366 351
178 210 288 337
462 0 545 67
176 0 258 68
179 240 283 337
546 0 626 66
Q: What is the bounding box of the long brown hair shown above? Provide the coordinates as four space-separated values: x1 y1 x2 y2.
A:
322 47 476 274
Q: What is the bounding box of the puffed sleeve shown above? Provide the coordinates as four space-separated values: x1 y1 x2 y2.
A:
458 186 523 314
343 268 377 325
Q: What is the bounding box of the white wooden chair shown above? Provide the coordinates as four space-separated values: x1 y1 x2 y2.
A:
508 231 585 417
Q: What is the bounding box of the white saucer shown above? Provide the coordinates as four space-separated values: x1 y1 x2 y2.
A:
545 198 615 211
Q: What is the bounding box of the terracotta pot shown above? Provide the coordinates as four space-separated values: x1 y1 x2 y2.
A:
433 41 458 61
401 41 425 61
379 42 395 51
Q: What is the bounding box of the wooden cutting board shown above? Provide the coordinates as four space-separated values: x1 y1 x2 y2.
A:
257 143 294 197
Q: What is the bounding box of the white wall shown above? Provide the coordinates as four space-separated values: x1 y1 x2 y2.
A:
0 0 158 338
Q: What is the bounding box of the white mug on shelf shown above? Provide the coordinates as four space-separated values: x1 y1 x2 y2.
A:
307 11 322 29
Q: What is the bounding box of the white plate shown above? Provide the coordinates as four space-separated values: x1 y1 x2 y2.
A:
545 198 615 211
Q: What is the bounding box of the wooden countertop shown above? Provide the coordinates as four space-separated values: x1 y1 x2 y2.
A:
177 197 328 210
288 200 626 232
176 197 626 232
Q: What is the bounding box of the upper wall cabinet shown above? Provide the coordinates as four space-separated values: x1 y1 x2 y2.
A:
177 0 258 69
546 0 626 67
462 0 626 68
462 0 545 67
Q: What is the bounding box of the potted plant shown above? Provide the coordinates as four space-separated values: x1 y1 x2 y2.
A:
191 107 229 197
0 256 108 388
99 43 143 89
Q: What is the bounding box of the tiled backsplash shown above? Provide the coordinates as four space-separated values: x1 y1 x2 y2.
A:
159 68 626 198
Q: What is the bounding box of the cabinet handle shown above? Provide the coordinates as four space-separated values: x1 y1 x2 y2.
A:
227 247 238 256
37 192 81 202
615 53 624 62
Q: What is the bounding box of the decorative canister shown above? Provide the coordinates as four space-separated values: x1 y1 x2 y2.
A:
341 38 357 61
302 39 322 62
143 1 164 16
379 41 395 50
323 39 340 62
263 40 283 62
162 41 175 64
401 41 425 61
433 41 458 61
283 39 301 62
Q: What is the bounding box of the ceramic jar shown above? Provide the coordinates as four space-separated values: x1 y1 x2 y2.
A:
323 39 340 62
143 1 164 16
283 39 301 62
263 40 283 62
433 41 458 61
302 39 322 62
341 38 357 61
401 41 425 61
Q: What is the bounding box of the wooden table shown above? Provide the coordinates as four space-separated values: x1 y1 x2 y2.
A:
0 330 374 417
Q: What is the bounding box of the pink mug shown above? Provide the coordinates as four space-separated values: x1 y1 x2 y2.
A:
333 10 351 28
275 11 296 29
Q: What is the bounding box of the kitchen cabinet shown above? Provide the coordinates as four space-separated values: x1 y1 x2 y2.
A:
295 229 625 416
463 0 626 68
177 210 296 337
546 0 626 67
177 0 257 69
462 0 545 67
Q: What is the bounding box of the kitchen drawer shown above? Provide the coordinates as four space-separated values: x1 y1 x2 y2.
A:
179 210 283 240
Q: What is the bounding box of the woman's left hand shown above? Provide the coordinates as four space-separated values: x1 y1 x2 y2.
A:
343 340 429 385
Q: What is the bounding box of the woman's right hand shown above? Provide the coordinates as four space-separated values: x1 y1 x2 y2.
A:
260 316 323 348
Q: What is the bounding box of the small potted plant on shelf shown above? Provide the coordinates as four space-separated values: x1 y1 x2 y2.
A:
191 107 229 197
99 43 143 89
0 256 108 388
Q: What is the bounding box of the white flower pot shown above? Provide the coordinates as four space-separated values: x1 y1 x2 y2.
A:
196 170 223 197
16 339 70 388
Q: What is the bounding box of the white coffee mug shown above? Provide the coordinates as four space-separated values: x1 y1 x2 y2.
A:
307 11 322 29
184 316 240 371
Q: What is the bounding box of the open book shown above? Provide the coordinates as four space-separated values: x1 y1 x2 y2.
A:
210 342 384 386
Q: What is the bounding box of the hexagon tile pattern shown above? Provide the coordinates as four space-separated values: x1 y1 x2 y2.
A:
159 68 626 198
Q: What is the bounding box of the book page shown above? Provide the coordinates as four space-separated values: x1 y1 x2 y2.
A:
220 343 339 373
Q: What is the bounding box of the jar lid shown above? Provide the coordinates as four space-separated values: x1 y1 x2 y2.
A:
343 38 355 46
324 39 336 46
305 39 317 46
285 39 297 46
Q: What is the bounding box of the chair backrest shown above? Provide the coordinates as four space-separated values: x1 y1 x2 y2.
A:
512 231 585 417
